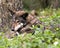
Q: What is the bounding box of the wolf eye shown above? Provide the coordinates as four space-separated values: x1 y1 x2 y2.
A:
17 20 19 22
16 20 20 23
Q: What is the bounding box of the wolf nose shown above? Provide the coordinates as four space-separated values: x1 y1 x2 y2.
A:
11 28 14 31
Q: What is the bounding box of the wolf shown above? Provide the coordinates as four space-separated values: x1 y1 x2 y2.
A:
8 9 40 34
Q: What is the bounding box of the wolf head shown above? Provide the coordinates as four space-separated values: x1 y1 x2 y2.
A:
8 9 28 32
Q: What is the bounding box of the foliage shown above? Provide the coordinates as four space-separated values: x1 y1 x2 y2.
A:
0 9 60 48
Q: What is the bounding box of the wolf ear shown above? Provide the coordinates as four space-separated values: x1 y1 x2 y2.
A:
21 13 28 20
8 9 15 16
31 10 38 16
